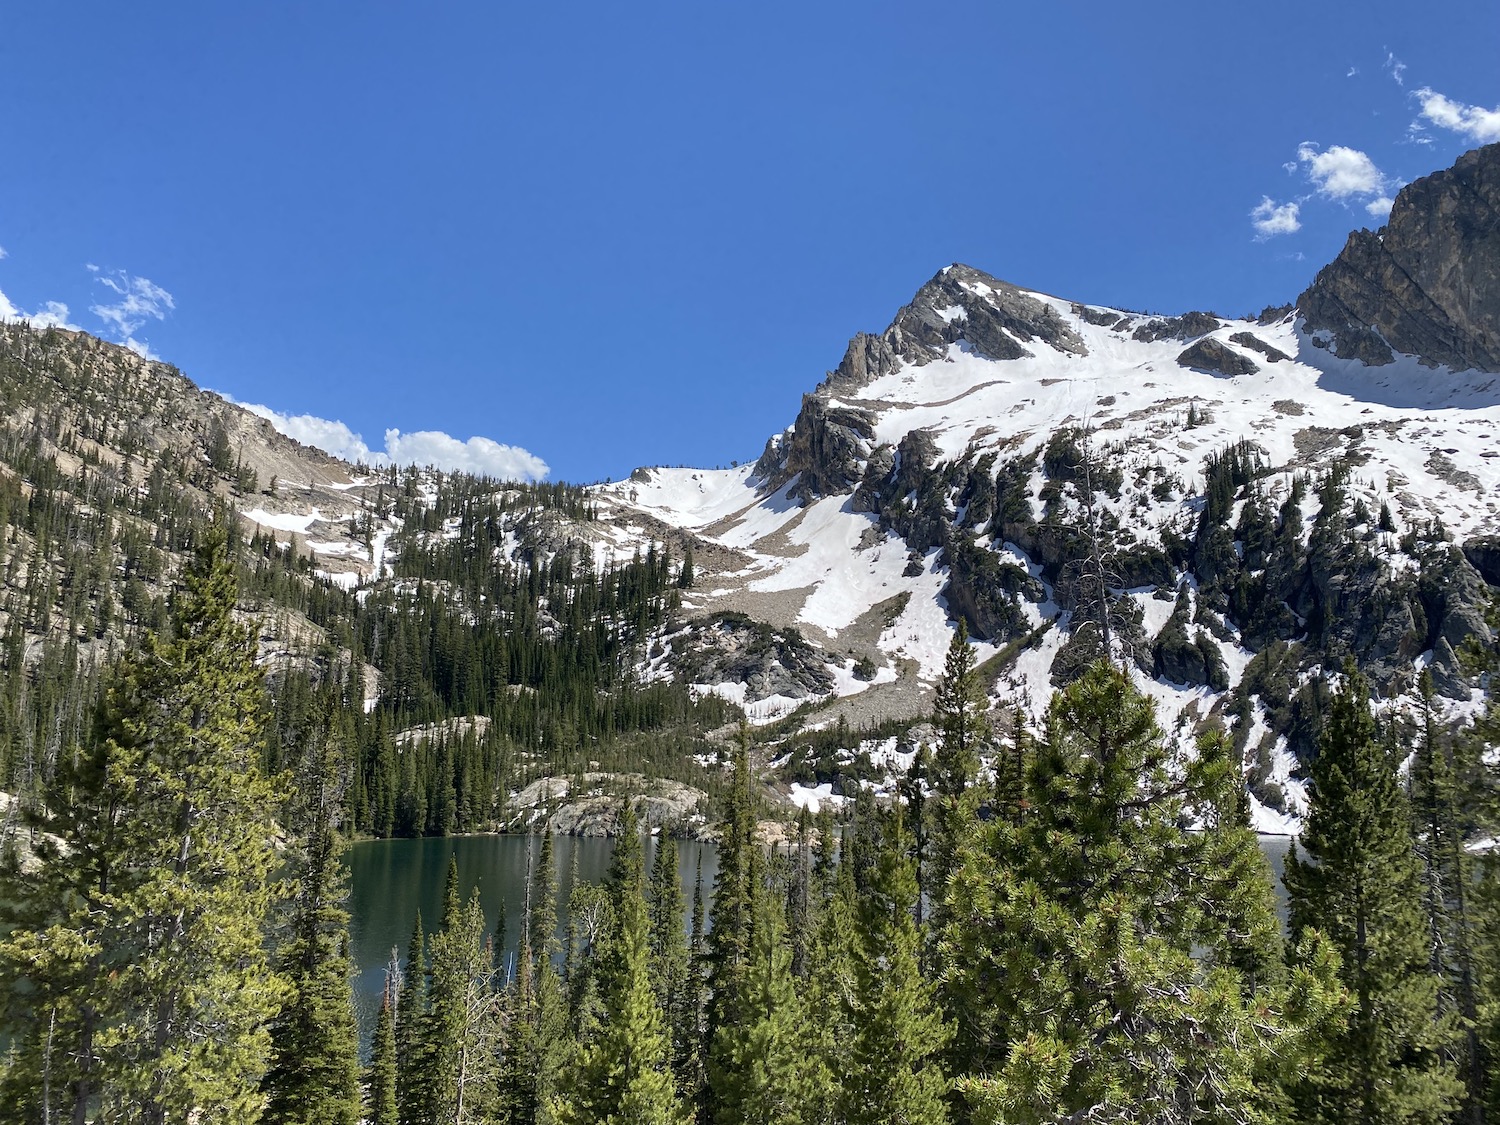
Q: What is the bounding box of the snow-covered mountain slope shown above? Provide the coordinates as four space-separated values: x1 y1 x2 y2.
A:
599 292 1499 670
576 150 1500 831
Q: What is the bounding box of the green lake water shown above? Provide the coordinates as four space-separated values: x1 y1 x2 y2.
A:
345 833 1292 1040
346 835 719 1035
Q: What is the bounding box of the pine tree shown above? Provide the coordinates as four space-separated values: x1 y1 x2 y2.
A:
1451 607 1500 1125
804 833 861 1125
812 804 838 907
564 878 612 1045
709 876 820 1125
501 847 570 1125
787 809 814 979
899 743 930 918
705 727 755 1054
396 912 431 1125
1286 663 1463 1125
992 708 1031 826
0 526 289 1124
367 980 400 1125
838 804 950 1125
933 621 990 797
425 859 465 1116
942 660 1340 1125
1192 729 1286 991
529 960 572 1125
1476 854 1500 1125
683 852 709 1106
425 879 501 1125
1409 674 1488 1123
530 830 560 966
261 714 362 1125
499 954 536 1125
928 620 991 934
647 836 693 1096
553 805 685 1125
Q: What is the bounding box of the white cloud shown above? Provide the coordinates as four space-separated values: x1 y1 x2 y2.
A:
1385 52 1407 86
121 336 159 360
1412 86 1500 144
1346 66 1359 78
85 267 174 358
230 399 549 481
236 403 372 462
0 286 83 331
1250 196 1302 238
0 245 7 260
1296 142 1387 200
1365 195 1395 219
26 301 82 331
383 429 550 480
2 261 165 348
88 266 175 335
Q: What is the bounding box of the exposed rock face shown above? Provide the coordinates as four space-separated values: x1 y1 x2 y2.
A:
1132 311 1224 343
1417 545 1494 684
1153 626 1228 689
863 430 950 554
825 264 1087 395
759 264 1087 497
673 612 835 701
1229 331 1291 363
505 774 710 838
942 536 1043 642
1176 338 1259 377
1299 142 1500 371
758 396 877 501
1071 302 1121 327
1463 535 1500 586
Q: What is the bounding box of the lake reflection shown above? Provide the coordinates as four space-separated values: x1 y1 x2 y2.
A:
345 831 1291 1042
1261 833 1291 918
346 835 719 1039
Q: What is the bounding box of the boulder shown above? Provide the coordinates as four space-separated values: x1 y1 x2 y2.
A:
1176 338 1259 377
1228 331 1291 363
1132 311 1224 343
1462 535 1500 586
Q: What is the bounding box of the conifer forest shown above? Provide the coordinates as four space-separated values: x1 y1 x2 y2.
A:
0 515 1496 1123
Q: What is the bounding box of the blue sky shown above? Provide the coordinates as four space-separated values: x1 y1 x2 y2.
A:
2 1 1497 483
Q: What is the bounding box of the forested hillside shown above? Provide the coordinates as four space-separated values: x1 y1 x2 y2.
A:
1 542 1496 1123
0 322 745 844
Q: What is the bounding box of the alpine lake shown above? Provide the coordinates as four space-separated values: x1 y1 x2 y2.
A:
344 833 1292 1040
346 835 720 1037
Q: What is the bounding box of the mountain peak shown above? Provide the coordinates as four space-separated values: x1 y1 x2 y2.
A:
1298 141 1500 372
822 262 1088 398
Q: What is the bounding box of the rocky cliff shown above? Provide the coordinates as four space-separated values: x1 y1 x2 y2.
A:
1299 141 1500 371
756 265 1088 499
